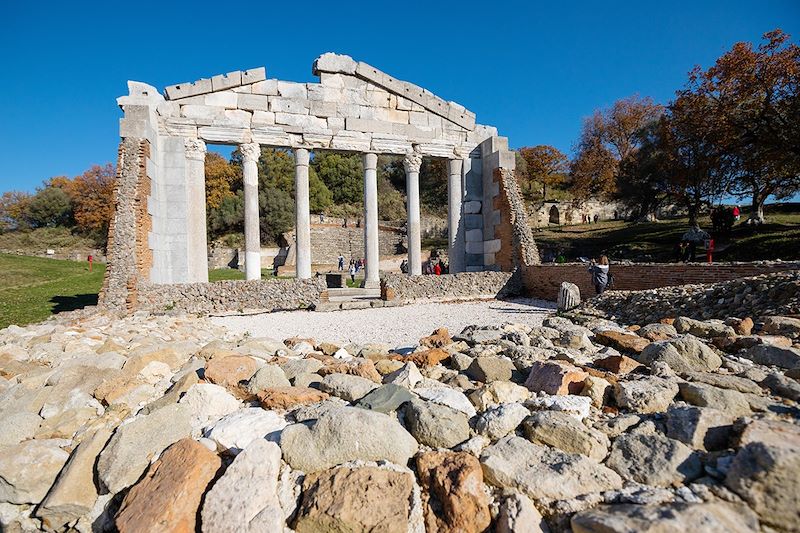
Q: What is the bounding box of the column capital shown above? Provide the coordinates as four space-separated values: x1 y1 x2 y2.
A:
453 145 467 159
363 152 378 170
184 138 206 161
240 142 261 163
403 150 422 173
295 147 310 166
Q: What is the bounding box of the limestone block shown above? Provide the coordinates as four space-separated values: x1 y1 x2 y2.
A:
418 140 457 157
242 66 266 84
464 201 482 214
313 52 358 75
198 126 250 144
368 88 392 107
484 239 502 254
270 97 310 114
182 104 224 120
371 134 412 154
302 133 334 148
346 117 394 134
277 81 308 99
337 103 361 118
466 241 484 254
409 112 428 126
358 106 389 121
396 97 413 111
212 71 242 92
307 84 342 102
391 123 436 140
232 85 251 94
331 131 372 151
484 253 496 265
156 101 180 117
466 229 483 242
205 92 238 108
237 93 269 111
165 78 212 100
465 215 483 230
327 117 345 130
252 126 291 146
275 113 327 130
466 265 484 272
343 87 369 106
319 73 346 87
162 119 198 138
252 79 278 95
251 111 275 126
221 110 252 128
387 109 410 124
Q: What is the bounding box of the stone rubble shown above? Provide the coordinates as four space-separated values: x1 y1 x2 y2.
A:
0 294 798 532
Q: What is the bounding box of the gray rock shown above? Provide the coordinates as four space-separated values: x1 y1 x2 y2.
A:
637 323 678 340
638 335 721 373
761 372 800 401
614 376 679 414
678 382 751 417
522 411 610 461
355 384 415 413
404 399 470 448
666 405 734 451
465 356 515 383
450 352 474 371
280 407 418 472
0 439 70 504
480 436 622 502
279 358 323 381
97 403 192 493
415 386 476 417
454 326 504 345
293 372 322 388
245 364 291 393
743 344 800 369
674 317 736 338
496 492 549 533
292 398 347 422
571 502 760 533
474 403 529 440
318 374 378 402
761 316 800 340
605 432 702 487
0 412 42 447
683 371 762 394
383 361 422 389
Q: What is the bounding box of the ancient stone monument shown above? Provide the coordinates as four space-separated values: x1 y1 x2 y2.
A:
101 53 527 311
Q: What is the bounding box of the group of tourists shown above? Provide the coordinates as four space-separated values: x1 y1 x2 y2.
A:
337 254 366 283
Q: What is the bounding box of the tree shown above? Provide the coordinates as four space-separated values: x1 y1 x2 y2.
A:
519 145 569 201
0 191 31 232
71 164 116 242
377 175 406 220
419 159 448 210
207 192 243 238
24 186 73 228
252 148 332 213
681 29 800 223
259 186 294 244
205 152 241 209
615 119 673 220
313 152 364 206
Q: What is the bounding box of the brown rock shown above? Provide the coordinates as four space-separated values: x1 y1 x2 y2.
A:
115 438 221 533
524 360 588 395
375 359 405 376
626 325 641 332
317 342 340 356
293 466 413 533
595 330 650 354
93 373 145 406
661 318 675 325
594 355 643 375
734 317 754 336
420 328 453 349
285 337 316 349
204 355 257 389
416 451 491 533
122 347 183 373
257 387 329 410
318 358 382 383
392 348 450 368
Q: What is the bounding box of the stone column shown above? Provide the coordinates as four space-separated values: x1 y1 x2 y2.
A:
294 148 311 279
447 157 464 273
403 150 423 276
362 152 380 288
185 139 208 283
240 142 261 280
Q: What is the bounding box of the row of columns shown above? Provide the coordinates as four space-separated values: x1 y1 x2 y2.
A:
190 140 464 283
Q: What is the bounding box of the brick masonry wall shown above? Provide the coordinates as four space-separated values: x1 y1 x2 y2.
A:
522 262 800 301
381 271 522 303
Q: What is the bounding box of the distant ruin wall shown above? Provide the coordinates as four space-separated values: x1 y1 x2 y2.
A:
381 271 522 303
284 224 404 265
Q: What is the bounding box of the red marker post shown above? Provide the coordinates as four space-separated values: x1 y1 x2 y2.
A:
88 254 93 272
705 239 714 264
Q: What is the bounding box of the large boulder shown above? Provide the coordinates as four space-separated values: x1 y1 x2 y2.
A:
522 411 609 461
638 336 722 373
638 323 678 341
280 407 418 472
524 360 588 395
614 376 679 414
415 386 476 417
678 382 751 417
666 405 734 451
318 373 378 401
465 356 515 383
204 407 286 454
474 403 530 441
355 384 415 414
480 436 622 502
673 317 735 339
605 432 702 487
468 381 530 411
496 492 549 533
257 387 329 410
0 439 70 504
404 399 470 448
245 364 291 394
571 502 759 533
204 355 258 389
761 316 800 340
594 330 650 354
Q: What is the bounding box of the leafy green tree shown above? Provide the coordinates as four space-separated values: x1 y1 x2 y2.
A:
207 192 243 237
377 175 406 220
259 186 294 244
25 187 73 228
312 152 363 206
419 159 448 210
252 148 332 213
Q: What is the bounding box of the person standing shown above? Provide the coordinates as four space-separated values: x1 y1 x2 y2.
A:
434 262 442 275
588 255 610 295
337 254 344 271
349 262 356 283
733 205 740 222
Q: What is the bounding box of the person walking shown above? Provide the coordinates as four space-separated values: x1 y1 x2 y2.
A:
337 254 344 271
588 255 611 295
349 262 356 283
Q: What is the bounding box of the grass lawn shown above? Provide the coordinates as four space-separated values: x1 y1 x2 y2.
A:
0 254 107 329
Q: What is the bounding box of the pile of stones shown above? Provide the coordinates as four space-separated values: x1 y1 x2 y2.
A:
0 305 799 532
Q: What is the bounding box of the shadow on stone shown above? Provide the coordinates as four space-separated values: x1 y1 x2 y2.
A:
50 293 99 315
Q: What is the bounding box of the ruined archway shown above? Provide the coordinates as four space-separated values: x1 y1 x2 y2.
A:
549 205 560 225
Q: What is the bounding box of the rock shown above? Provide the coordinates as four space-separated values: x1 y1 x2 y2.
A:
743 344 800 369
737 418 800 447
638 323 678 341
139 369 199 415
279 358 323 381
725 435 800 531
257 387 330 410
571 502 760 533
761 315 800 339
178 383 241 433
727 317 754 336
415 386 476 417
605 432 702 487
0 412 42 447
115 439 221 533
319 373 378 401
526 394 593 420
97 403 192 494
316 342 339 356
497 492 549 533
204 355 257 389
468 381 530 411
666 405 734 451
200 439 283 532
522 411 609 461
465 356 515 383
524 360 588 395
375 359 405 375
674 317 736 338
420 328 452 348
683 371 762 394
638 336 722 373
293 372 322 388
36 428 112 529
678 382 751 417
392 348 450 368
557 282 580 311
404 399 470 448
594 354 642 375
280 407 418 472
383 361 423 389
355 384 415 413
480 436 622 501
205 407 286 454
581 375 611 407
416 451 491 533
450 352 473 371
318 358 382 382
614 376 678 414
0 439 70 504
245 364 291 394
595 330 650 354
292 398 347 422
762 371 800 400
554 330 595 351
475 403 530 440
293 466 414 533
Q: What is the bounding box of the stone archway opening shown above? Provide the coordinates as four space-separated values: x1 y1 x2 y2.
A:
549 205 560 225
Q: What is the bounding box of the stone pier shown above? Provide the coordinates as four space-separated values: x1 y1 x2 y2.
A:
363 152 380 288
295 148 311 279
241 143 261 281
404 149 423 276
447 157 464 273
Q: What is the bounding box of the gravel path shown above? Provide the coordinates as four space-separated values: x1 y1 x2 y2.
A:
212 298 556 347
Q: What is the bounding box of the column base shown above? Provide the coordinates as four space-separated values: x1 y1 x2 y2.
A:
360 279 381 289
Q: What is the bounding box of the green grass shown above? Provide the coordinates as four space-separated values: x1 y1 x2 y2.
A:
532 204 800 262
0 253 106 329
0 227 98 252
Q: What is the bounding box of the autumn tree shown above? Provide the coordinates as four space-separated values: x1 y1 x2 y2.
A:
519 145 569 201
70 164 116 241
0 191 31 231
205 152 240 209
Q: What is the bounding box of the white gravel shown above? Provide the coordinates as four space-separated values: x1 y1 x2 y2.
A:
212 298 556 347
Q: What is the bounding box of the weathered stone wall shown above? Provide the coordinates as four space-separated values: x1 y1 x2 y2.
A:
522 261 800 302
493 168 540 271
579 269 800 324
381 271 522 303
284 223 404 266
135 277 327 314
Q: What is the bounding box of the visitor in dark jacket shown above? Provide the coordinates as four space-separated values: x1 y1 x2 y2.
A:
588 255 610 294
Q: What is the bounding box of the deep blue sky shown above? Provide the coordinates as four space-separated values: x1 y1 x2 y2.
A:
1 0 797 192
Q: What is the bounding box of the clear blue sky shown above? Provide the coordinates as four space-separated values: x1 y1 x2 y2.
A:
0 0 797 192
